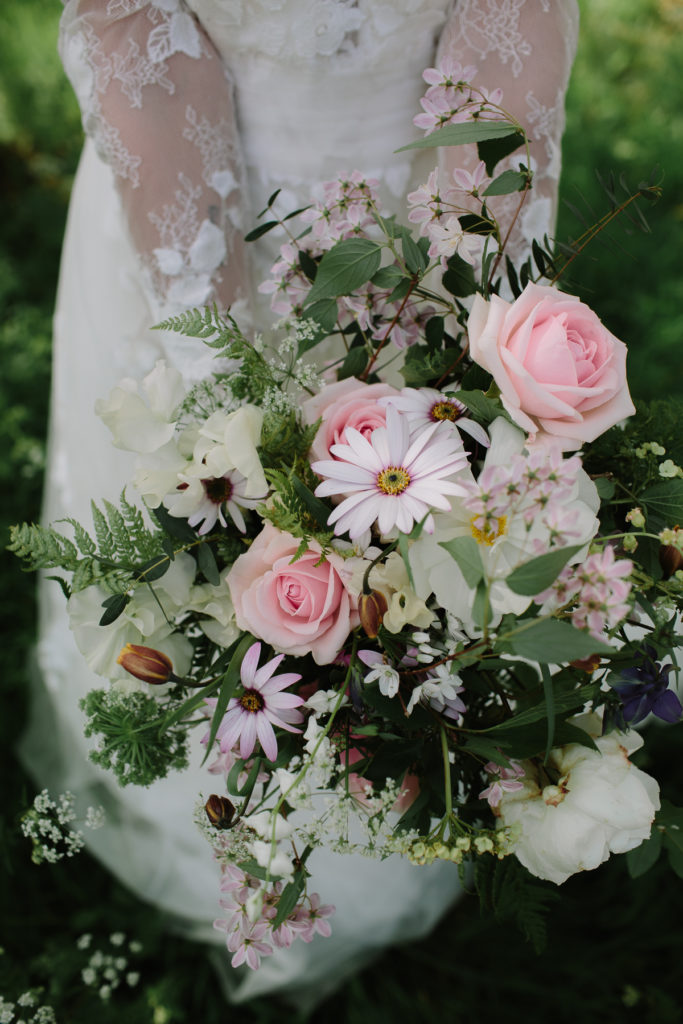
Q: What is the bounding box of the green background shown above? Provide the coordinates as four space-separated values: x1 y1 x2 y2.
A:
1 1 682 1021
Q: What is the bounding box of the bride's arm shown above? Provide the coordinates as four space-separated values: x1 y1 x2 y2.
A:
59 0 247 314
436 0 580 258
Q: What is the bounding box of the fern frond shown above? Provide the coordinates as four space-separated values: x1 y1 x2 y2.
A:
8 522 82 572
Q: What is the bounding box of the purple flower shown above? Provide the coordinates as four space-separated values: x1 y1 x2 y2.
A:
612 645 682 725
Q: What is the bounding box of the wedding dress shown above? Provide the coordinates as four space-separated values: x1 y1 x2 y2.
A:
25 0 579 1005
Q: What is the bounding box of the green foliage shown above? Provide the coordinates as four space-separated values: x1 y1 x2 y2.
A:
475 855 559 954
81 690 189 788
261 468 336 556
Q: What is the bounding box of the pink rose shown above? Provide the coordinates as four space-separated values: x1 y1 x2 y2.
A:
227 523 359 665
467 283 635 449
302 378 399 462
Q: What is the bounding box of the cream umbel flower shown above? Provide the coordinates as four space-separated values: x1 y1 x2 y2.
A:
497 714 660 885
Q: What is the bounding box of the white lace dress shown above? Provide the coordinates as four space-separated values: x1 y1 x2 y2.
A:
28 0 579 1004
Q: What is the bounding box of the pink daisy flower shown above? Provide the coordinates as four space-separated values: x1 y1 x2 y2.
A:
383 387 490 449
206 642 304 762
311 405 469 539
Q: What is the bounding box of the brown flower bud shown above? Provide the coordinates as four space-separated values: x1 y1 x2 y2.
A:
570 654 603 673
359 590 389 639
204 794 235 830
116 643 173 684
659 545 683 580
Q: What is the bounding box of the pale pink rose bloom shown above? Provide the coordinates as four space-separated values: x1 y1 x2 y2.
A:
302 377 399 463
468 283 636 449
227 523 359 665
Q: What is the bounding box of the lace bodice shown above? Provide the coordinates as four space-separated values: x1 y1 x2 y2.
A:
59 0 579 319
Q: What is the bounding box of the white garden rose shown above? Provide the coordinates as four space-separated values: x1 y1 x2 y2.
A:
497 714 660 885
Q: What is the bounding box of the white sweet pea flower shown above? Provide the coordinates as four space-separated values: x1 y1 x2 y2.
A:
67 553 195 683
304 689 347 717
95 360 186 454
498 714 660 885
250 840 295 883
186 573 240 647
348 551 433 634
243 811 294 841
191 405 267 494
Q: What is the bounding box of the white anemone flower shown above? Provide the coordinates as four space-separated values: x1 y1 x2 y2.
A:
312 405 469 540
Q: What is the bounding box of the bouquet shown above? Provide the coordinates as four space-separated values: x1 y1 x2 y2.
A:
13 61 683 969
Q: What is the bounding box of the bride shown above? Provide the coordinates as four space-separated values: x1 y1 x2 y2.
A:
26 0 579 1005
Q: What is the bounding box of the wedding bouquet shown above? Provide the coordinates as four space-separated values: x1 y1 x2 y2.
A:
13 61 683 969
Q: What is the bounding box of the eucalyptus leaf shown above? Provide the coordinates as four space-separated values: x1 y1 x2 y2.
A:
135 553 171 583
485 684 597 734
304 239 382 304
197 542 220 585
291 473 331 529
99 592 130 626
477 128 526 176
439 535 485 588
626 829 662 878
272 871 307 929
506 544 585 597
339 345 369 380
396 121 520 153
497 618 612 663
244 219 280 242
484 170 528 196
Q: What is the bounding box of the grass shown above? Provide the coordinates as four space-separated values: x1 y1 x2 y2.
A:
1 0 682 1020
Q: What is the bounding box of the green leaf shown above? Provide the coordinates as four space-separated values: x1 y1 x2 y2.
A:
396 121 520 153
201 634 255 764
401 230 427 274
477 129 526 176
472 579 492 629
641 479 683 526
626 829 662 878
540 664 555 762
485 684 597 734
460 735 513 768
244 219 279 242
442 254 477 297
99 592 130 627
339 345 369 380
272 870 307 929
151 504 197 542
372 264 405 290
304 298 338 338
484 170 528 196
135 554 171 583
397 532 415 590
197 543 220 586
506 544 585 597
454 389 509 426
304 239 382 304
497 618 613 663
439 535 485 588
594 477 616 500
291 473 332 530
485 717 599 760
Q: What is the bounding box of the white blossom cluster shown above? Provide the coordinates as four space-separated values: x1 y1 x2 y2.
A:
0 993 57 1024
20 791 104 865
77 933 141 1002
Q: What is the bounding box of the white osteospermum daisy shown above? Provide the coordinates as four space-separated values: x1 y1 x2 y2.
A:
166 468 265 534
382 387 490 449
312 405 470 540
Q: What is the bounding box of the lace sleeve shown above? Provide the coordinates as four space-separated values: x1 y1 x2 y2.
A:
59 0 248 314
436 0 580 260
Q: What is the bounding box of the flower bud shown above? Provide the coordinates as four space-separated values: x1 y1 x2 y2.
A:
570 654 602 673
116 643 174 684
359 590 388 639
204 794 235 830
659 545 683 580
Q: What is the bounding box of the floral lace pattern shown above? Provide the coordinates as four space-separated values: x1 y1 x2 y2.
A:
60 0 579 311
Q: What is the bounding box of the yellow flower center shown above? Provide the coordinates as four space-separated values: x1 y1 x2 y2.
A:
239 690 265 714
377 466 411 495
470 514 507 546
431 399 463 423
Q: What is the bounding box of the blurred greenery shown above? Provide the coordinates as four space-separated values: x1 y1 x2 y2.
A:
1 0 682 1021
